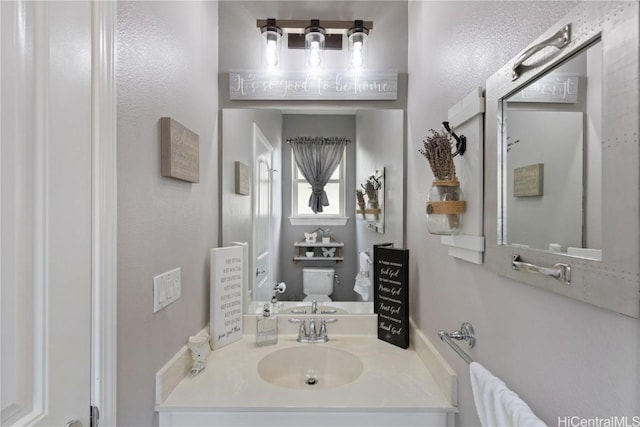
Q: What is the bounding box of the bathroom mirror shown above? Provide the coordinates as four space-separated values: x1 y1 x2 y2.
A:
220 108 405 315
485 2 639 318
502 40 602 258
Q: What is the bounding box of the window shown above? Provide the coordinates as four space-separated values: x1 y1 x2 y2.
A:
290 150 347 225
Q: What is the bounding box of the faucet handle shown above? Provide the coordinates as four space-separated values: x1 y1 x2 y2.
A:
319 318 338 338
288 318 307 339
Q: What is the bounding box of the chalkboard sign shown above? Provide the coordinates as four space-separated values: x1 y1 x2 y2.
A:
374 246 410 349
373 243 394 314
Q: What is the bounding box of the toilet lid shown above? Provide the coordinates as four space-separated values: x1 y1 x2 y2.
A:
302 295 331 302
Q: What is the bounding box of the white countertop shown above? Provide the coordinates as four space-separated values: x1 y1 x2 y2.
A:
156 334 456 413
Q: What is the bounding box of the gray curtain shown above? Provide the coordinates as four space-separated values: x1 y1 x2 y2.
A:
288 136 350 213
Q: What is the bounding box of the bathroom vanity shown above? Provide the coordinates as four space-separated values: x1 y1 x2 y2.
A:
155 317 457 427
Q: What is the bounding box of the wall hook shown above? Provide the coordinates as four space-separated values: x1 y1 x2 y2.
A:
442 121 466 157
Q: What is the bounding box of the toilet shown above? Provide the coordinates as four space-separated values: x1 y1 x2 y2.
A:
302 268 334 302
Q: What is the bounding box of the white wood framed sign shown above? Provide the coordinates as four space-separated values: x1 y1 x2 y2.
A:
210 246 244 350
229 70 397 100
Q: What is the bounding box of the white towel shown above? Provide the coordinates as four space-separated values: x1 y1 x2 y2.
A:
470 362 547 427
354 251 372 301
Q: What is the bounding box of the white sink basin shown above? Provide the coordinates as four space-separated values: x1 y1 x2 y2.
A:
257 346 363 390
279 305 347 314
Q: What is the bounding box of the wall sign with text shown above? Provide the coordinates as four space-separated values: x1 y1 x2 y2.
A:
210 246 243 350
229 70 398 100
374 246 410 349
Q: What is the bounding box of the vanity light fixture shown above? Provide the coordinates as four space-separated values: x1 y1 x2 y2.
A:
304 19 326 69
256 19 374 69
260 18 282 69
348 20 369 69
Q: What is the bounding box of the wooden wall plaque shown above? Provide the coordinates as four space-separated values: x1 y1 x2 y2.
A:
161 117 199 183
374 246 410 349
234 161 250 195
513 163 544 197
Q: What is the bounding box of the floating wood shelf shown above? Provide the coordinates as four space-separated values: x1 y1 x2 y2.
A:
356 208 381 220
293 256 344 263
293 228 344 263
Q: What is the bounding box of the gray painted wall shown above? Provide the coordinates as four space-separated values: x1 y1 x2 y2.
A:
407 2 640 426
280 115 358 301
116 2 218 426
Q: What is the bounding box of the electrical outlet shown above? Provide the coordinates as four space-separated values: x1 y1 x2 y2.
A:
153 268 181 313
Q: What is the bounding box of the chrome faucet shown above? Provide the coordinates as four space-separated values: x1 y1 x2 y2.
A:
288 318 338 343
308 318 318 341
311 300 318 314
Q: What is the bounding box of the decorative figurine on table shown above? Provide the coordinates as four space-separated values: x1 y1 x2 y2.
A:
188 334 211 376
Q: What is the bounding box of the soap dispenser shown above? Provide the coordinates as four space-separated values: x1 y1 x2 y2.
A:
256 304 278 347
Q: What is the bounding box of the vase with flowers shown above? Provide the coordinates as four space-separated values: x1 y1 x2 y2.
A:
419 129 466 235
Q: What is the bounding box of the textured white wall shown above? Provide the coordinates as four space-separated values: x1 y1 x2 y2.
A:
407 2 640 426
116 2 219 426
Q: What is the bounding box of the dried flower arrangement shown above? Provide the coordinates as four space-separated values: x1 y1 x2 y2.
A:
356 189 365 205
419 129 457 181
419 129 465 234
360 181 378 202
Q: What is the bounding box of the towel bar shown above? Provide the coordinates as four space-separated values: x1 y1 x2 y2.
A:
438 322 475 364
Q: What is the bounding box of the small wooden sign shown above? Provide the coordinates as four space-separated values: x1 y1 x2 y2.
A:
374 246 410 349
210 246 243 350
161 117 199 183
234 161 250 195
513 163 544 197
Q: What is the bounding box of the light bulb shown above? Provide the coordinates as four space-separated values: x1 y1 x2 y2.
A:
304 21 325 70
265 38 278 68
308 40 321 68
261 19 282 70
351 41 363 69
348 21 369 70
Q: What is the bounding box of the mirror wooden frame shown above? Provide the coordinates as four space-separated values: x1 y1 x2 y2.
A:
485 2 639 318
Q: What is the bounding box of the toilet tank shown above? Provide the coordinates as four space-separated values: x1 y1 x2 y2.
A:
302 268 335 295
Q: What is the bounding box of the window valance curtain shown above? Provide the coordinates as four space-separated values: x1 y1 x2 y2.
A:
288 136 350 214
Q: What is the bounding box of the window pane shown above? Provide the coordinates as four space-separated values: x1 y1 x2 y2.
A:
296 182 341 215
322 183 341 214
329 165 340 180
296 182 312 214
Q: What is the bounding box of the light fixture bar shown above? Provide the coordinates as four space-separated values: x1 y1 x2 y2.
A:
256 19 373 33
